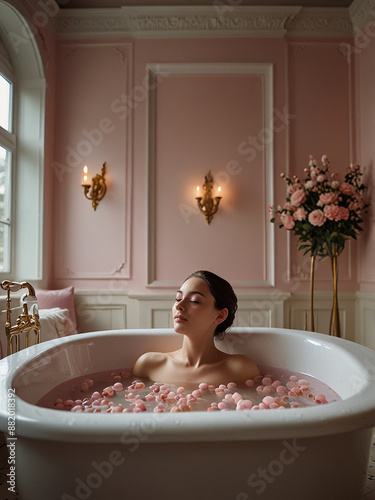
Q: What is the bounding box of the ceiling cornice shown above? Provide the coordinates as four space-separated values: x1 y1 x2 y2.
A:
11 1 375 38
52 5 355 38
350 0 375 31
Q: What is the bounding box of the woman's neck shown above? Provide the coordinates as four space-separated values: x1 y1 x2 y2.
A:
178 334 225 368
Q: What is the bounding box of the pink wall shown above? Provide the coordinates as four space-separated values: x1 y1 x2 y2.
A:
287 40 356 291
153 72 267 284
357 30 375 292
49 35 364 294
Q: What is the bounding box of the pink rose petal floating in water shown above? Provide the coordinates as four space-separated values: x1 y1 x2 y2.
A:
45 367 339 414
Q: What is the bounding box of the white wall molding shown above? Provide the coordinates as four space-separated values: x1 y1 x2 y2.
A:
52 6 354 39
356 291 375 349
53 41 133 280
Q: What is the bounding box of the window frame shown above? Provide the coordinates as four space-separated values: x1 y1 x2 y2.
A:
0 47 15 276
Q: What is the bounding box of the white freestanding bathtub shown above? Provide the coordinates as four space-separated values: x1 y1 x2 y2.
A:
1 327 375 500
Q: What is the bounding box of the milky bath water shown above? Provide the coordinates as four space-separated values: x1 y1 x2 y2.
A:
37 366 341 414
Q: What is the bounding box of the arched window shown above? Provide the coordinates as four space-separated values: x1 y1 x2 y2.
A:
0 1 46 282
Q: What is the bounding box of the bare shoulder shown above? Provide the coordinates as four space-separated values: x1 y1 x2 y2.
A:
223 353 261 381
132 351 167 378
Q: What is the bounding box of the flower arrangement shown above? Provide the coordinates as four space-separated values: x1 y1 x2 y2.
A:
270 155 369 259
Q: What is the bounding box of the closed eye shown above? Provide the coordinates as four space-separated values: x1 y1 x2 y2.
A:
175 298 199 304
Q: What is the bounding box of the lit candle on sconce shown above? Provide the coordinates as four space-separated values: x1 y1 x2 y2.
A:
82 165 90 186
81 162 107 211
195 171 222 225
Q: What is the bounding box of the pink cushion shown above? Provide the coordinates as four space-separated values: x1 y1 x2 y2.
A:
36 286 77 330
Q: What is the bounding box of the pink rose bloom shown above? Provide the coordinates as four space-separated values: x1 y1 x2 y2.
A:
317 174 325 183
290 188 306 207
319 192 338 205
293 207 307 221
338 206 349 220
310 167 318 179
340 182 355 196
308 209 326 227
288 184 300 195
324 204 340 221
304 180 316 190
331 180 339 189
280 213 295 230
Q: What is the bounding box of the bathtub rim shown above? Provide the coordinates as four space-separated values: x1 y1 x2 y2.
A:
1 327 375 443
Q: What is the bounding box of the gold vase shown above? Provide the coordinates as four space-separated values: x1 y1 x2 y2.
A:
329 245 341 337
309 254 316 332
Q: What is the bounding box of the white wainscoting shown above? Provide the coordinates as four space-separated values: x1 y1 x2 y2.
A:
74 291 291 332
73 290 373 347
284 291 357 342
356 292 375 350
2 290 374 349
74 290 129 333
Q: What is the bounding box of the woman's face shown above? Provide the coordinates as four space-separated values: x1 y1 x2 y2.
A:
172 277 227 337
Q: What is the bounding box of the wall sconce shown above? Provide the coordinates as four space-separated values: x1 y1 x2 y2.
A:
195 170 222 225
81 162 107 211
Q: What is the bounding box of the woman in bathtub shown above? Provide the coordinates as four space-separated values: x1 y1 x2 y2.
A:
133 270 260 386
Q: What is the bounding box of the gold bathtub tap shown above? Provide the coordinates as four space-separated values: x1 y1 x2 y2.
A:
1 280 40 356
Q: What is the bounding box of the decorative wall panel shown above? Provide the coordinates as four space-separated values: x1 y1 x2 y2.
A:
53 42 132 280
146 63 274 288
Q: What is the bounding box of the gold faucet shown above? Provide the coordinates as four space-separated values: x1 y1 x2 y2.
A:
1 280 40 356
